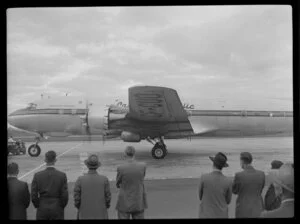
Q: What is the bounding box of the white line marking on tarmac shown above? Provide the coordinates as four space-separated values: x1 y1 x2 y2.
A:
19 142 83 180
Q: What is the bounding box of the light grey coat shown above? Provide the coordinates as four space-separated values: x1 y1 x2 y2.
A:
74 170 111 219
198 170 232 218
232 166 265 218
115 160 147 213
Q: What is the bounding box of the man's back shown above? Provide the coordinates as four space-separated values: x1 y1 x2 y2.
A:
199 171 232 218
233 166 265 218
8 177 30 220
31 167 68 219
116 161 147 213
74 171 111 219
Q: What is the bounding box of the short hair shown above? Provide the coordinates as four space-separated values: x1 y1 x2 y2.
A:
8 162 19 175
125 146 135 157
45 150 57 163
240 152 253 164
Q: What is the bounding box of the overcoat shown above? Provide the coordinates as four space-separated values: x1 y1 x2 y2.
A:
8 177 30 220
74 170 111 219
31 167 69 220
198 171 232 218
115 160 147 213
232 166 265 218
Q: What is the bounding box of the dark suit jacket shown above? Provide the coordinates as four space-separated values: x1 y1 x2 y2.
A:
264 184 281 211
115 160 147 213
232 166 265 218
31 167 69 220
198 170 232 218
261 200 294 218
8 177 30 220
74 170 111 219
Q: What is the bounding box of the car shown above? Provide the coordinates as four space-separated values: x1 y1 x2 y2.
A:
7 140 26 155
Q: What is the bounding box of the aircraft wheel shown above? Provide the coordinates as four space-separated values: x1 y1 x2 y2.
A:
28 144 41 157
151 146 167 159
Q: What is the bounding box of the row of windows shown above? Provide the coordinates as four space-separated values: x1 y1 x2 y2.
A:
9 108 88 116
189 110 293 117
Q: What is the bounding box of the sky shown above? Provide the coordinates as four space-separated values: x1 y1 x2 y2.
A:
7 5 293 114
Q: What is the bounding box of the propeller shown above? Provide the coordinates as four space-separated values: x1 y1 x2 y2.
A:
81 100 92 142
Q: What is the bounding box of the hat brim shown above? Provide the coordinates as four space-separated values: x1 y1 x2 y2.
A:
84 159 101 169
209 156 229 168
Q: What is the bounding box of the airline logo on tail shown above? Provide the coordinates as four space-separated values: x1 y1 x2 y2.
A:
114 99 195 110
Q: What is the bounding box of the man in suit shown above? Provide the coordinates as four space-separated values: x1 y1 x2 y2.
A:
73 154 111 219
7 162 30 220
261 163 294 218
198 152 232 218
31 150 69 220
116 146 147 219
232 152 265 218
264 160 283 211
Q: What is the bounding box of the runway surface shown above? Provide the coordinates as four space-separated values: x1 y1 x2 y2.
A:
8 136 293 183
7 136 293 219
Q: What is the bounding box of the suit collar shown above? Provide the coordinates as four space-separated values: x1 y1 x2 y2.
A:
244 165 254 170
212 167 222 173
46 166 56 170
127 159 136 163
87 170 98 174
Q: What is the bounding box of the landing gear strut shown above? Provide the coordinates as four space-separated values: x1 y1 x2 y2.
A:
147 137 168 159
28 136 42 157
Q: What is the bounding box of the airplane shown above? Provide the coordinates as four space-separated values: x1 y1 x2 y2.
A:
7 86 293 159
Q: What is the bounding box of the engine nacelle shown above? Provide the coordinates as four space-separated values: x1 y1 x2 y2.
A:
121 131 141 142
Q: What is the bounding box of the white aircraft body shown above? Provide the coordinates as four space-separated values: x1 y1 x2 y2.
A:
8 86 293 159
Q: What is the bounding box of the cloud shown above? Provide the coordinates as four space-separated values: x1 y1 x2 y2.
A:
153 5 292 78
117 79 144 91
44 59 96 87
7 6 292 112
8 38 70 58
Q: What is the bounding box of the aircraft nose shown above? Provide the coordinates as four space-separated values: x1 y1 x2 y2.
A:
7 115 16 127
8 112 23 130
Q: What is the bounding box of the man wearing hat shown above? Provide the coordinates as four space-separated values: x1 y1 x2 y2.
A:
264 160 284 211
198 152 232 218
116 146 147 219
232 152 265 218
8 162 30 220
261 163 294 218
73 154 111 219
31 150 69 220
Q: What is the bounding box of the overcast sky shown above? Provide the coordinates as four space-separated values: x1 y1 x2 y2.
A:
7 6 293 114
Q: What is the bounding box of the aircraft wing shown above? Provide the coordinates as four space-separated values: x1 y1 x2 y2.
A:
128 86 190 123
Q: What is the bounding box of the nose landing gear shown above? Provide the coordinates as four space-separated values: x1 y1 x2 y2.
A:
147 136 168 159
28 135 42 157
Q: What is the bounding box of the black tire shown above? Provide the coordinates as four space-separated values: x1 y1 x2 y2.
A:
151 145 167 159
28 144 41 157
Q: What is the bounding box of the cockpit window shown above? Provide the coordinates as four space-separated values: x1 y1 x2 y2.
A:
25 103 37 110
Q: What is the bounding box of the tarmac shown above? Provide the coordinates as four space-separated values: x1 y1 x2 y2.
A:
7 136 293 219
